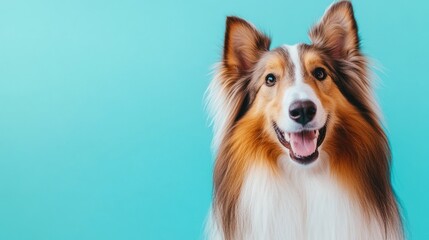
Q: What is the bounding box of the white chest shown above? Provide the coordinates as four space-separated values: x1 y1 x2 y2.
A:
234 160 385 240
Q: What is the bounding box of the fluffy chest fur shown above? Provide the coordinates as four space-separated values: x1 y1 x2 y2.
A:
233 156 385 240
207 154 402 240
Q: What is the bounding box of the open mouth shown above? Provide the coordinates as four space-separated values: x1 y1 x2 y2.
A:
273 122 327 165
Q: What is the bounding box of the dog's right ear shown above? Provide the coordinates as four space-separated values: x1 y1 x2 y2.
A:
223 17 271 74
207 17 270 150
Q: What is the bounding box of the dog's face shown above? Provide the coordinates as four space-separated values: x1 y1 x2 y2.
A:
219 2 363 165
251 45 336 165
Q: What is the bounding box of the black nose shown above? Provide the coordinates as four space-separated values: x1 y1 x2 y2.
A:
289 100 317 125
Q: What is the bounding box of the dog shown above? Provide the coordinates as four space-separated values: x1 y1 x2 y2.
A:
205 1 403 239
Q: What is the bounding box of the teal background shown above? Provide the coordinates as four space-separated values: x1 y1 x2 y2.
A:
0 0 427 239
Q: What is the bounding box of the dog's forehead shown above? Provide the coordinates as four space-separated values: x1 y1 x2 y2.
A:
277 44 320 61
281 44 303 81
263 44 325 72
259 44 305 80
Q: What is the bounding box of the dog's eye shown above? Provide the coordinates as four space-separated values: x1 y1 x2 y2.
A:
265 73 276 87
312 67 327 81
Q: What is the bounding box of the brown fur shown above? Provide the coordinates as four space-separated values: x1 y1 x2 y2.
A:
211 1 403 239
213 17 276 239
308 1 402 232
214 113 282 240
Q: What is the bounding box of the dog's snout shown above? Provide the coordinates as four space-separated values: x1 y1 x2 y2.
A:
289 100 317 125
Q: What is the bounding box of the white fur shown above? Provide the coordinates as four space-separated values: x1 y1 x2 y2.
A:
277 44 327 134
207 152 393 240
205 207 223 240
205 65 230 151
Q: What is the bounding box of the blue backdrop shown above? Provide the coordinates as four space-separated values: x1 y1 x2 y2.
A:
0 0 427 239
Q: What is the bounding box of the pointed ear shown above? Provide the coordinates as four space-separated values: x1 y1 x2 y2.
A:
309 1 359 60
223 16 271 74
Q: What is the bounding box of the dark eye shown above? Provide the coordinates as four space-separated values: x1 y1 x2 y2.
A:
265 73 276 87
312 67 327 81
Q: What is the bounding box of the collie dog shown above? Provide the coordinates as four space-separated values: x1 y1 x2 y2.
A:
206 1 403 239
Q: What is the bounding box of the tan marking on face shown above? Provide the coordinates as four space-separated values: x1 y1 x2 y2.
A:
250 50 292 113
300 47 338 123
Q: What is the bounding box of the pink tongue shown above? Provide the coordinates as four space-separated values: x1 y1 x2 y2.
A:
290 131 317 157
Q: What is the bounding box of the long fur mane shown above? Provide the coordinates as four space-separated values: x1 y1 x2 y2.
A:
206 2 403 239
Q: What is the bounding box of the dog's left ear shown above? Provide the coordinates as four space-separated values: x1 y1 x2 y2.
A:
223 16 271 74
309 1 359 60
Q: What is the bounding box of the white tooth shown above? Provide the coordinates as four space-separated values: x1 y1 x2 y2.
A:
285 133 290 141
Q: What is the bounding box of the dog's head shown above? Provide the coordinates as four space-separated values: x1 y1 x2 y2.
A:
209 1 378 166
